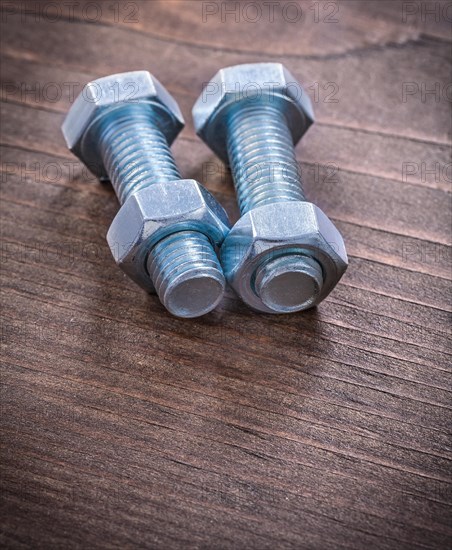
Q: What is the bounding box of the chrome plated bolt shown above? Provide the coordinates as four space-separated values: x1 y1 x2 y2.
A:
62 71 230 318
193 63 348 314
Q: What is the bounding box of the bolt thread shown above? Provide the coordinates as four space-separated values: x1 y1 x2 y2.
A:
226 103 305 214
98 103 224 316
98 103 181 204
147 231 225 316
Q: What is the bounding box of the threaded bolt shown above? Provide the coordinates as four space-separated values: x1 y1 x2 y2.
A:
193 63 348 314
227 103 306 212
62 71 229 318
96 103 225 317
224 101 320 312
98 104 181 203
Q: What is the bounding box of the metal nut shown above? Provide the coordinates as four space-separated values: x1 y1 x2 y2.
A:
107 179 231 293
220 202 347 313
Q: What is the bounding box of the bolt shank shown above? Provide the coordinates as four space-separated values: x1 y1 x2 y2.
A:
225 102 306 214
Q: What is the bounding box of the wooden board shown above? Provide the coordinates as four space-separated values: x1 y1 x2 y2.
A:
1 1 451 548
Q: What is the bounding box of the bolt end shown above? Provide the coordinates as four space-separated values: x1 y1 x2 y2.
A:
147 230 226 318
162 270 225 318
254 255 323 314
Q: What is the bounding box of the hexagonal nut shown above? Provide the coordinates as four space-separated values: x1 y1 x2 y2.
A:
192 62 315 163
220 202 348 313
106 179 231 292
61 70 184 178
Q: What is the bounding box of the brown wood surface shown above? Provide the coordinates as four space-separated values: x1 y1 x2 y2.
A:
1 0 451 548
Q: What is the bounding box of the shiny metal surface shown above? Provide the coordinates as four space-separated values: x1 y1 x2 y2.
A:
219 201 347 313
62 71 184 179
106 179 230 295
62 71 230 318
193 63 347 313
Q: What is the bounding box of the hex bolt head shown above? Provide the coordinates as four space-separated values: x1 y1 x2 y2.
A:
62 71 184 179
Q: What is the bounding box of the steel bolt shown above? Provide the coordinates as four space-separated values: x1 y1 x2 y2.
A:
193 63 348 313
62 71 230 318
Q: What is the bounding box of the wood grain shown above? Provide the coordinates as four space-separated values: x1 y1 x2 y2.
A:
1 1 451 548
